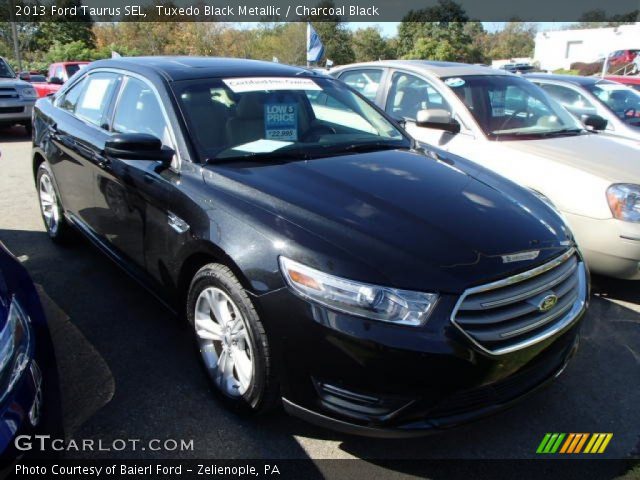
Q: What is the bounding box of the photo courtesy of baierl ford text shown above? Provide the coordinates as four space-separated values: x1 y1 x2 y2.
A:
0 0 639 478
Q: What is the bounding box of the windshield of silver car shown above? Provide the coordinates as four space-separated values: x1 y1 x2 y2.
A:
443 75 584 140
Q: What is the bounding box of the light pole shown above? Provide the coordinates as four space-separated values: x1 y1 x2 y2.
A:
8 0 23 72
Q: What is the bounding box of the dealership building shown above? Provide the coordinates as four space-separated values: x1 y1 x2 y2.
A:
534 22 640 71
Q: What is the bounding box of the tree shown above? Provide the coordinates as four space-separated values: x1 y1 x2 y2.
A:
573 9 639 28
397 0 468 57
396 0 485 62
483 22 536 60
352 26 393 62
33 0 95 52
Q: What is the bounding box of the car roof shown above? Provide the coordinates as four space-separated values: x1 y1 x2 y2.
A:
88 56 319 82
334 60 511 78
524 73 614 86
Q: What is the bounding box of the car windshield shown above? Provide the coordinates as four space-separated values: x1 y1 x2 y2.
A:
442 74 583 140
0 59 15 79
586 82 640 126
172 76 409 162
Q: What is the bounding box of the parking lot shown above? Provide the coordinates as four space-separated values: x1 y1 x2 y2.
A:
0 128 639 467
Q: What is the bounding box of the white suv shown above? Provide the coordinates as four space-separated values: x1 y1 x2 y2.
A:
0 57 38 134
333 60 640 279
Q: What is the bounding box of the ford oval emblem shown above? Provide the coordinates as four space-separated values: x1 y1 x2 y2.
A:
538 294 558 312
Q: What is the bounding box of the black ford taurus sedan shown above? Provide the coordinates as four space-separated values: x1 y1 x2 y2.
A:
31 57 588 437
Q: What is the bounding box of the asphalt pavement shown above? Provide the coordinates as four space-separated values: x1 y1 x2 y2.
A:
0 127 638 477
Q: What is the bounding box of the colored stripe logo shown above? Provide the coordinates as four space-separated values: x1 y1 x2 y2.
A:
536 433 613 454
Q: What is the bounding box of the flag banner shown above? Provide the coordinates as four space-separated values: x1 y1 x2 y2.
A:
306 23 324 63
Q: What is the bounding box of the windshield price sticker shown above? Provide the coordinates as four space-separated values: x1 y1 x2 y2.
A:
224 77 321 93
265 103 298 141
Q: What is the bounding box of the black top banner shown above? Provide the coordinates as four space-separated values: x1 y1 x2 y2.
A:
3 0 640 22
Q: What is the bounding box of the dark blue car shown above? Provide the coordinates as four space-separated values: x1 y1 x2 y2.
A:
0 241 58 463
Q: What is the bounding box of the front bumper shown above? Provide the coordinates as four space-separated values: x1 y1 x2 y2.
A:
0 99 34 124
257 279 586 437
564 212 640 279
282 332 580 438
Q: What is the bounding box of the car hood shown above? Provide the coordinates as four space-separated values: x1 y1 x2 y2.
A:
0 77 29 87
494 134 640 183
205 149 572 291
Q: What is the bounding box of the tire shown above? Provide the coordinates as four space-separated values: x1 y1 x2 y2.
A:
24 123 32 137
36 163 73 243
186 263 279 414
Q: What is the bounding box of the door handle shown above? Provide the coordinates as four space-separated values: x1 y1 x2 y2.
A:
97 157 111 170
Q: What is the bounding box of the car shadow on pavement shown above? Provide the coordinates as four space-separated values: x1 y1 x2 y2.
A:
0 125 31 143
0 228 319 463
1 228 639 468
592 274 640 308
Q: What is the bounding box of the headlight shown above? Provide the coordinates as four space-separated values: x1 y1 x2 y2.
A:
607 184 640 222
279 257 438 326
19 87 37 99
0 297 32 402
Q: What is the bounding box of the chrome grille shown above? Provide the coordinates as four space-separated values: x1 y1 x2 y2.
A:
0 87 18 99
451 248 586 355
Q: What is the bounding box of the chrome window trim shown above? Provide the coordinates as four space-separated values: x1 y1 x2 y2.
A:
450 248 587 356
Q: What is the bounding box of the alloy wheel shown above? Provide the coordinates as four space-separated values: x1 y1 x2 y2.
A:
194 287 254 397
39 173 60 235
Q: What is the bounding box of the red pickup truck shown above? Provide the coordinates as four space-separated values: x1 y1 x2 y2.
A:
33 61 90 97
605 75 640 92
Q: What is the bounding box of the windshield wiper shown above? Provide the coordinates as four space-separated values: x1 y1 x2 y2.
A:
493 128 584 138
206 148 310 165
537 128 584 137
343 142 408 153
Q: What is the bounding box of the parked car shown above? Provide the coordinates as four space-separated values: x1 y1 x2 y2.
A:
32 57 588 437
33 62 89 98
0 241 59 464
500 63 536 74
605 75 640 92
332 60 640 279
526 74 640 141
0 57 38 135
608 49 639 68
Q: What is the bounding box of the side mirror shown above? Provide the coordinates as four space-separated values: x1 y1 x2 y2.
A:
18 72 30 81
48 76 64 85
416 109 461 134
581 114 607 131
105 133 174 164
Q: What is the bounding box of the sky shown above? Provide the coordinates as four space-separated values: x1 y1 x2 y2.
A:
346 22 576 37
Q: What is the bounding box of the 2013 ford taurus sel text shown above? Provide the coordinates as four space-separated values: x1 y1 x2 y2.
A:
31 57 588 437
